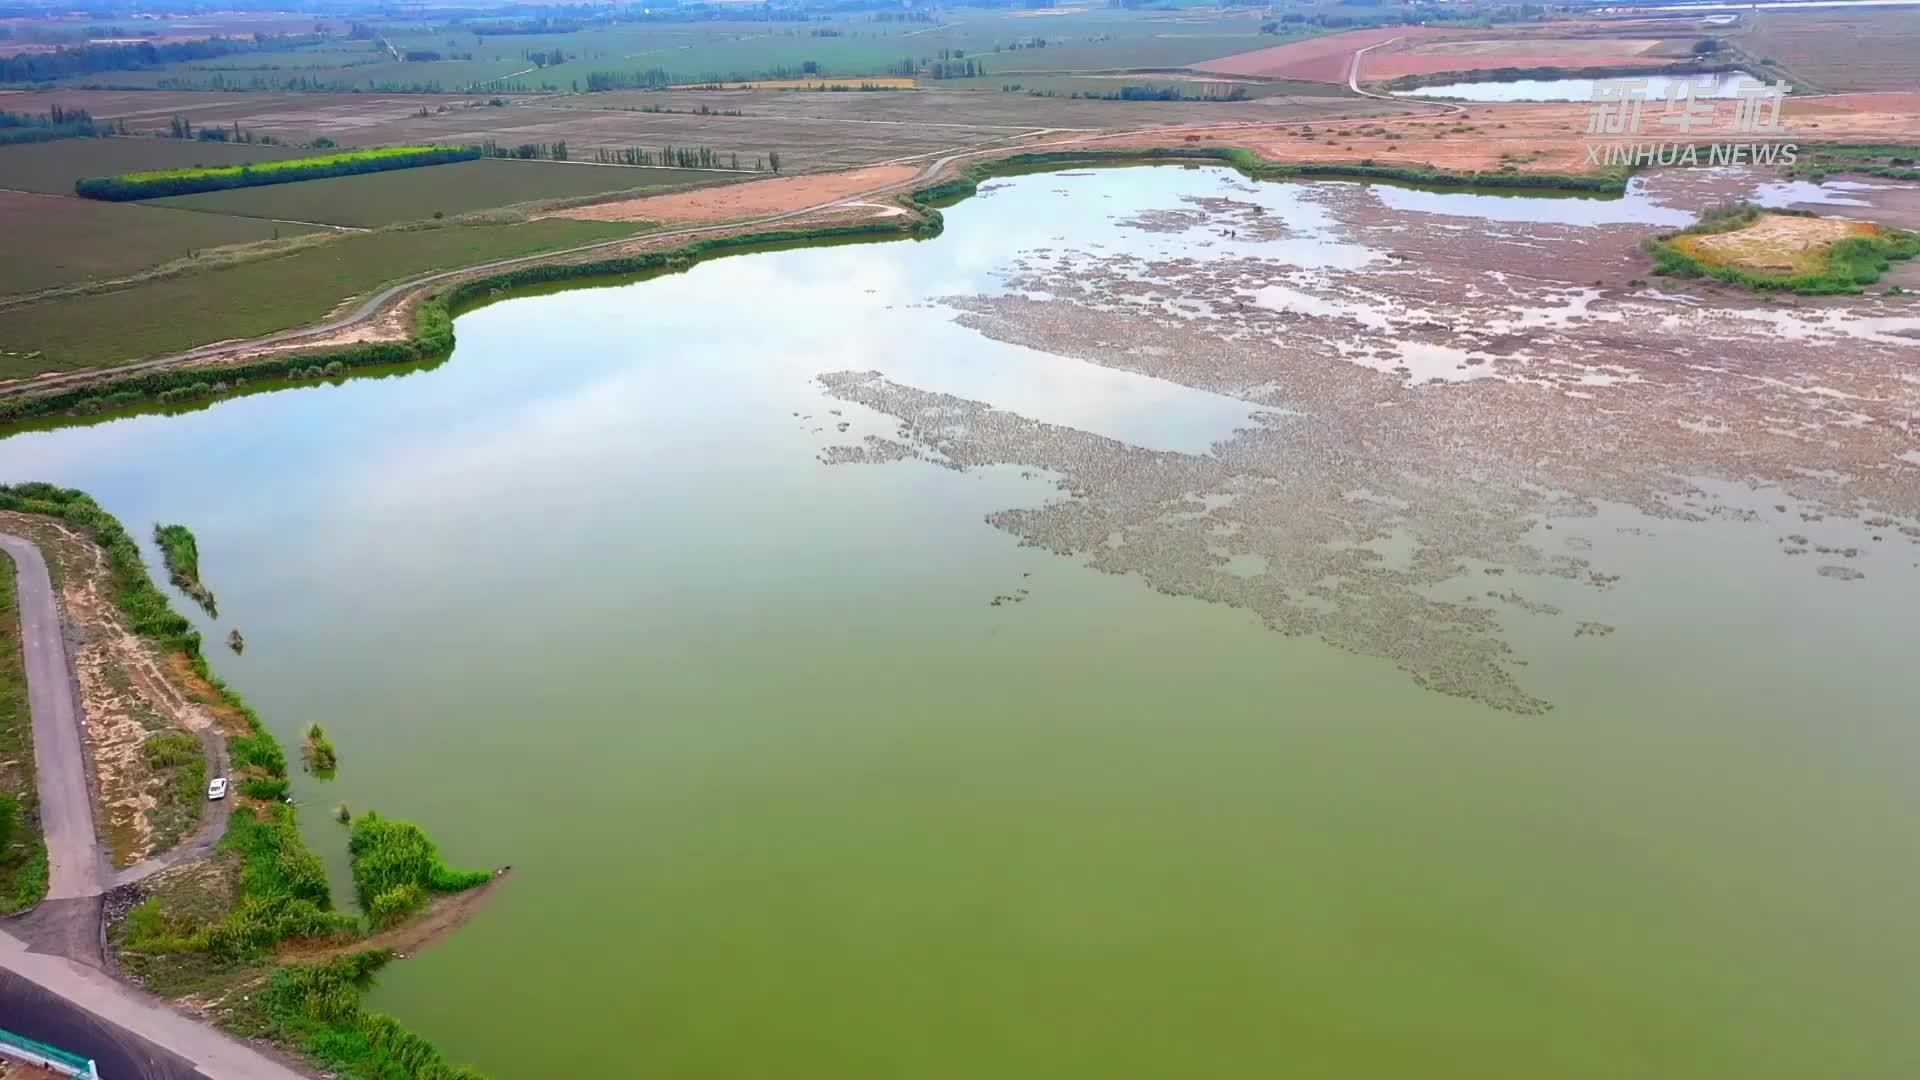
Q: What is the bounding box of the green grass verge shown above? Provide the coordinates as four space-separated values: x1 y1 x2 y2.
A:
0 554 50 914
78 145 483 201
1 483 491 1079
154 522 217 617
1648 202 1920 294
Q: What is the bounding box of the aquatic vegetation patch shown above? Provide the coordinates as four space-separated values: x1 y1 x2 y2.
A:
303 722 338 777
153 522 217 616
348 812 490 927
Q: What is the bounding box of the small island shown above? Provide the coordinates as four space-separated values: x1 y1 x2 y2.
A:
1650 203 1919 294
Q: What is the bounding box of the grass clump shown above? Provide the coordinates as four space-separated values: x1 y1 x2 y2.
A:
256 951 485 1080
348 812 490 927
154 523 217 616
303 723 338 777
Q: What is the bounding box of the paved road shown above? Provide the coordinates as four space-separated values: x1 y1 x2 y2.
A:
0 967 207 1080
0 534 104 902
0 532 309 1080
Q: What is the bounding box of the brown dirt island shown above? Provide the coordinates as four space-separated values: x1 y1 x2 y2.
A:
552 164 921 224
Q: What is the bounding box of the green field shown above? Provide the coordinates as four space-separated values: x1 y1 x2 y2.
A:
0 137 304 195
51 9 1294 93
0 191 317 295
0 218 641 374
149 158 728 227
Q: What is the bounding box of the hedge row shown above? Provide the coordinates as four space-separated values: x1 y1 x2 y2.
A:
75 144 482 201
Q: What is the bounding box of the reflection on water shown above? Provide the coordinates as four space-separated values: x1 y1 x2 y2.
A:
0 165 1915 1080
1396 70 1763 102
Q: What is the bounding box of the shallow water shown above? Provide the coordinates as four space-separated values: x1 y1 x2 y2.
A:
1 167 1916 1078
1395 70 1761 103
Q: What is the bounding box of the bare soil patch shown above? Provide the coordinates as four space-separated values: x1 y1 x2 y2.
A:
554 164 919 224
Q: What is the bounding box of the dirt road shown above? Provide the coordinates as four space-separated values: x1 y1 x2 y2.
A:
0 534 103 902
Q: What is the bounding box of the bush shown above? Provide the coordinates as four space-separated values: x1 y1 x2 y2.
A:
347 812 489 924
240 776 290 801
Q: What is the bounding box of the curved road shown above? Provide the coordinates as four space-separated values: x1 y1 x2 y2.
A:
0 533 308 1080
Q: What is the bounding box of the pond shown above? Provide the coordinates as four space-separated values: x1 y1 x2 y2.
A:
2 165 1916 1079
1394 70 1762 103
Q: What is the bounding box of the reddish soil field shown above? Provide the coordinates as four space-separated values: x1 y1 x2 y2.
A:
1193 26 1449 83
1358 42 1683 80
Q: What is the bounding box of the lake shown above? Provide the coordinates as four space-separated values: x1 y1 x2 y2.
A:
1395 70 1763 103
2 165 1916 1078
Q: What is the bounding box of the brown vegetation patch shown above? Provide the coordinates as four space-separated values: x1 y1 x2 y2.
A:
1672 212 1877 273
553 164 919 224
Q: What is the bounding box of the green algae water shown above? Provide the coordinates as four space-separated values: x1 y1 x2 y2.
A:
2 166 1917 1078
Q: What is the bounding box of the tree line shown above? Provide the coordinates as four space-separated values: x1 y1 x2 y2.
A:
76 144 483 201
0 32 322 83
0 105 123 145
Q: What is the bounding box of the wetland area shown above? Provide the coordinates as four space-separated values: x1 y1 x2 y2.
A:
1 164 1916 1077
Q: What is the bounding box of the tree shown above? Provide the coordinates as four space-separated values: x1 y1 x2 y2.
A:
768 150 781 173
1693 37 1721 54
